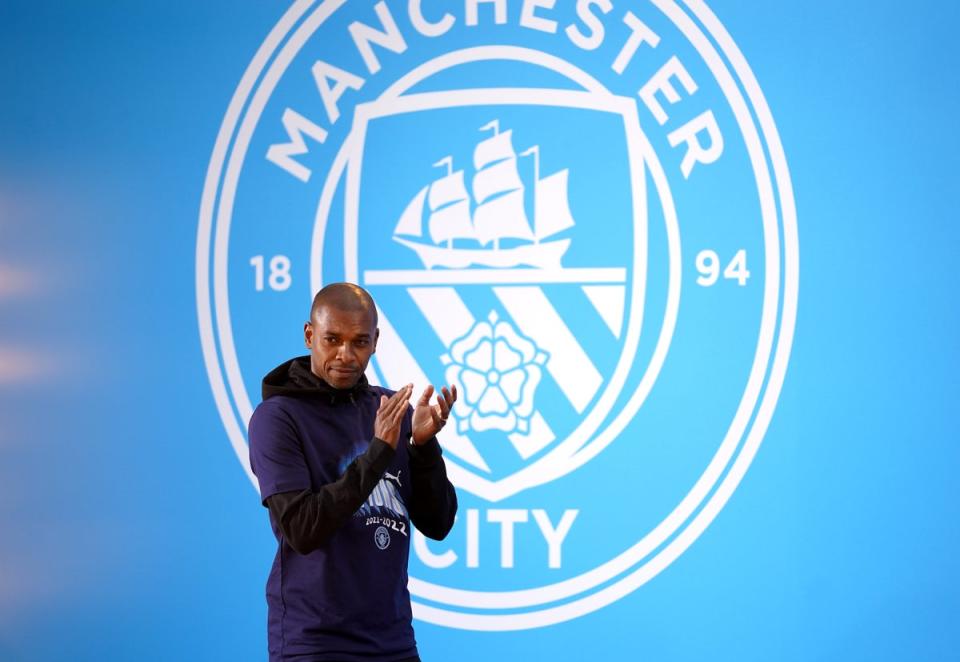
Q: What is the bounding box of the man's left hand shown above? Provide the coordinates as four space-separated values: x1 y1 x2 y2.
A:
411 384 457 445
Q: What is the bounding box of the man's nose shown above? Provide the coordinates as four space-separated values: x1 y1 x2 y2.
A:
337 342 356 362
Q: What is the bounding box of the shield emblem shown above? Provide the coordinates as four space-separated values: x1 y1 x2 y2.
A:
336 65 651 501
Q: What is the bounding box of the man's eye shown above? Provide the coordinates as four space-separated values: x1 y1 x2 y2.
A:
355 339 369 347
324 336 339 344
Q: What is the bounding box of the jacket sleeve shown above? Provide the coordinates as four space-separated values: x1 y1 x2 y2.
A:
406 436 458 540
264 437 395 555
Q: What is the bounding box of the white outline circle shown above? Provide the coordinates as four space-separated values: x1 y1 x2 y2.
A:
196 0 798 631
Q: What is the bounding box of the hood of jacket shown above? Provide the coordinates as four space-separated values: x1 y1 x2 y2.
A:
261 355 371 403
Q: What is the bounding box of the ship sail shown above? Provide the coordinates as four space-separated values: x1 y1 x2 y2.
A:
429 199 474 244
428 169 468 209
427 168 474 243
473 189 534 245
474 129 516 170
533 168 575 240
394 186 427 237
472 158 524 205
471 124 533 243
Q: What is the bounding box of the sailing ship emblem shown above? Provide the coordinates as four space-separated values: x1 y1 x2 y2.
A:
392 120 576 269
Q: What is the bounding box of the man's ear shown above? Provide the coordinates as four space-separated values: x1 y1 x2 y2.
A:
372 328 380 353
304 322 313 348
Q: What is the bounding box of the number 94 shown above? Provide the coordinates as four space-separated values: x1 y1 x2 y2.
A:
696 249 750 287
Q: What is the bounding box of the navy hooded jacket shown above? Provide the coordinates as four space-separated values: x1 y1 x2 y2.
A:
248 356 457 661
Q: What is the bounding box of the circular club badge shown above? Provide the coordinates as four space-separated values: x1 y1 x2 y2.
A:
197 0 797 631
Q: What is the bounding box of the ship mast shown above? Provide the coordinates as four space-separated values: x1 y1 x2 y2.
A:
479 119 500 137
434 155 454 176
521 145 540 245
520 143 575 244
479 121 501 250
433 156 455 248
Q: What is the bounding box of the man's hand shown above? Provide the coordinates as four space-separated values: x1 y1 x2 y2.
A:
374 384 413 449
412 384 457 445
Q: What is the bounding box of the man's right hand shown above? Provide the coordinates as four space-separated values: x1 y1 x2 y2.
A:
374 384 413 448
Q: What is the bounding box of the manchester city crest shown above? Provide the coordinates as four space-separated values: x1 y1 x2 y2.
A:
198 0 798 631
330 61 662 501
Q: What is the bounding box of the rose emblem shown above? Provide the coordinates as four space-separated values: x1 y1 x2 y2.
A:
442 311 548 434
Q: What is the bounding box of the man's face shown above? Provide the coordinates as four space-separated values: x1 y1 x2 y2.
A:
304 305 379 389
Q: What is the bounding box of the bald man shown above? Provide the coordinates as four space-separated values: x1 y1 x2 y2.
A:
248 283 458 662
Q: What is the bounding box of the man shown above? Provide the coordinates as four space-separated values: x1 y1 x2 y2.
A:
248 282 458 662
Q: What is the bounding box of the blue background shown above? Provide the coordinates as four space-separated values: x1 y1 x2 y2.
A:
1 1 957 660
